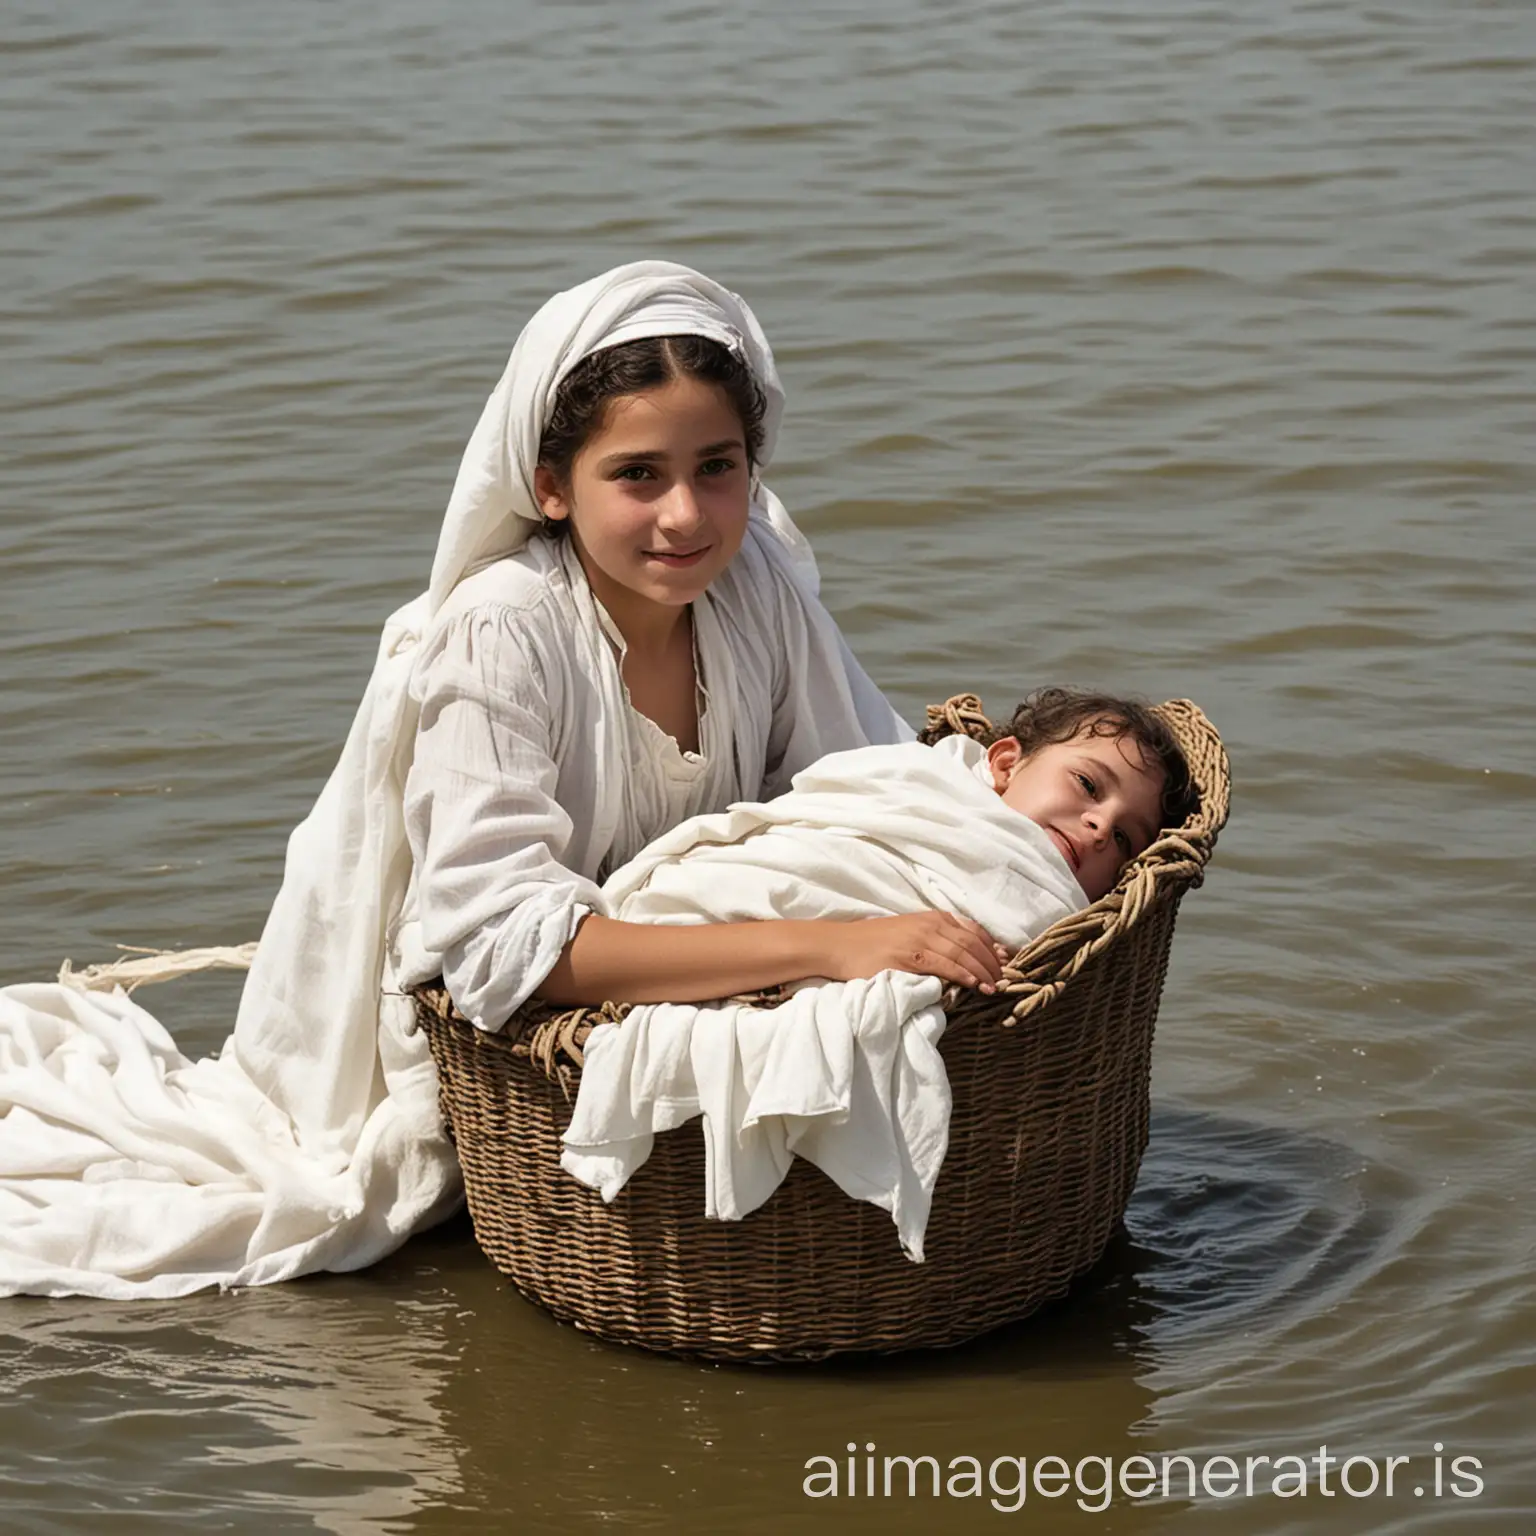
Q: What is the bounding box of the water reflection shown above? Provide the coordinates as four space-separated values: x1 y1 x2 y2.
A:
411 1273 1162 1534
0 1099 1425 1535
0 1245 466 1535
399 1104 1404 1534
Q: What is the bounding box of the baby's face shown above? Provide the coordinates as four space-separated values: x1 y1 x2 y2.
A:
987 728 1167 901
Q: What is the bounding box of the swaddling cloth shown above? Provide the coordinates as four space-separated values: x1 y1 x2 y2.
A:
560 734 1087 1260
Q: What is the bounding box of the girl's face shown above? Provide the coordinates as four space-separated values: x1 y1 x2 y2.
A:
534 374 752 621
986 728 1167 901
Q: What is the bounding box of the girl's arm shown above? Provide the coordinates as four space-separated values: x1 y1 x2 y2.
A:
536 910 1006 1006
404 601 608 1030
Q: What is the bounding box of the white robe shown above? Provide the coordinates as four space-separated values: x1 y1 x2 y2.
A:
0 260 906 1298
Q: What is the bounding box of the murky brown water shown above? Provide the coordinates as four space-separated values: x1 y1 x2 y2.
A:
3 0 1534 1530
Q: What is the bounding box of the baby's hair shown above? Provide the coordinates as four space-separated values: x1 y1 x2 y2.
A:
984 687 1200 832
537 335 767 500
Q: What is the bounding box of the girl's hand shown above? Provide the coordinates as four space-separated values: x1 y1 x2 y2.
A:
817 913 1009 993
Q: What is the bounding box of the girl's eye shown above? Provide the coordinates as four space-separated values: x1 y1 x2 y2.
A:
699 457 736 477
1074 772 1098 795
614 464 654 482
1114 828 1131 854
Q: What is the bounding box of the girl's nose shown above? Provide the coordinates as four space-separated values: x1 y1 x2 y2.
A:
657 482 705 532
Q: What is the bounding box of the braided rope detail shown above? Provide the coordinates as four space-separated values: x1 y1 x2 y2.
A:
435 988 795 1093
919 693 992 745
515 1003 623 1098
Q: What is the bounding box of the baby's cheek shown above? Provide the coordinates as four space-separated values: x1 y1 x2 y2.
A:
1087 859 1118 901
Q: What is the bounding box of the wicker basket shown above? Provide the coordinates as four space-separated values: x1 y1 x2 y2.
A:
413 695 1229 1362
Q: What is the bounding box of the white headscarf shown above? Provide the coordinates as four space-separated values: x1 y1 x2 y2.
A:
428 259 813 613
0 261 831 1298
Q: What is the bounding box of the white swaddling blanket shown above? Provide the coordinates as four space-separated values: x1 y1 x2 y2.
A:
560 735 1087 1260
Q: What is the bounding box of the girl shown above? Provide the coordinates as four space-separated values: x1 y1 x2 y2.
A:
0 260 1000 1299
397 263 1008 1029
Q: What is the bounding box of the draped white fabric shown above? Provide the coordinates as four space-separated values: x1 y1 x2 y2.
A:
0 261 902 1298
559 735 1087 1261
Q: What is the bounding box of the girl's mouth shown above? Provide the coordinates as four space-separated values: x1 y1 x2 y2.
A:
645 547 710 568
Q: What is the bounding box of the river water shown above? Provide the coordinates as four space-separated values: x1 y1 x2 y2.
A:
2 1 1533 1531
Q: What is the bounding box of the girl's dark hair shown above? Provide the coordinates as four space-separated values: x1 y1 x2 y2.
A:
536 334 767 494
983 687 1201 831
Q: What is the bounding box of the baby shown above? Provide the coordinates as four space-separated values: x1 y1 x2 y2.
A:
596 686 1201 995
961 687 1199 903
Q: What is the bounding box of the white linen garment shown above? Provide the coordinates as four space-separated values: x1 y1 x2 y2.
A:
559 735 1088 1261
0 260 906 1298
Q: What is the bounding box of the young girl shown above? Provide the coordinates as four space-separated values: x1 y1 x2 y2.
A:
395 262 1010 1026
0 260 1001 1299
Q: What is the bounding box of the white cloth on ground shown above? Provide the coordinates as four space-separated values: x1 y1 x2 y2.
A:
0 261 905 1299
559 735 1088 1261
